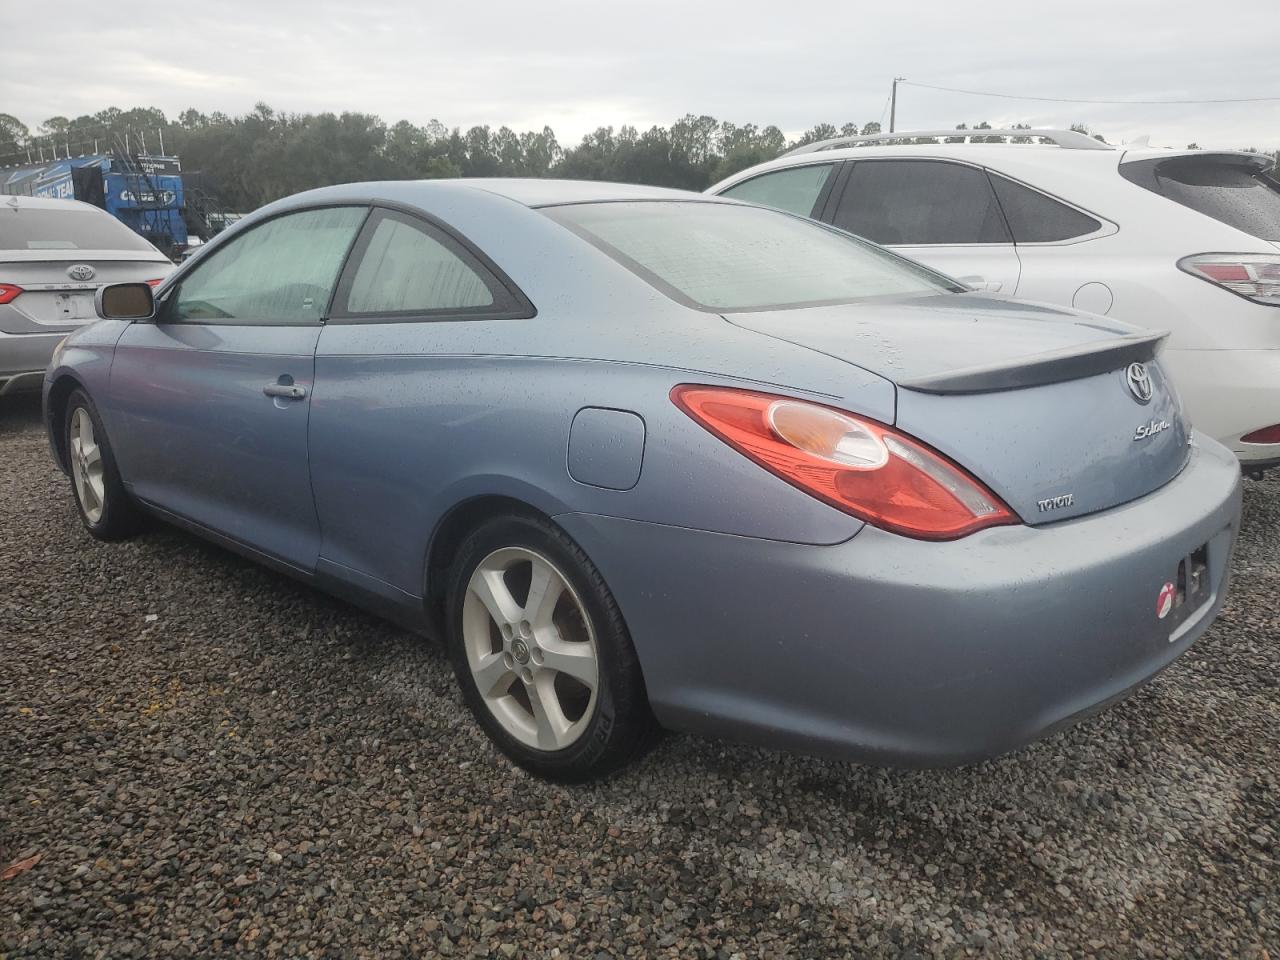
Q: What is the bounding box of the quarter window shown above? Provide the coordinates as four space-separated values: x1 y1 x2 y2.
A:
719 164 835 217
990 175 1102 242
831 160 1012 245
172 206 365 323
344 212 495 314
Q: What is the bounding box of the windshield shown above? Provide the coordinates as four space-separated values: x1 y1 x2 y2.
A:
0 205 158 252
544 200 961 312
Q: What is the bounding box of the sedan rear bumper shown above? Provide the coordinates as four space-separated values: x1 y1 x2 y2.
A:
0 330 62 395
556 435 1242 766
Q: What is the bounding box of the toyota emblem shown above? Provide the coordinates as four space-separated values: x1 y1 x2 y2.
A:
67 264 96 282
1125 362 1153 404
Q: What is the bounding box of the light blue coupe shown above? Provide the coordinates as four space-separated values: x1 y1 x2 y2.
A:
45 179 1242 780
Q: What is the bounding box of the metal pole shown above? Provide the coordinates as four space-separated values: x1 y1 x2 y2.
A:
158 127 165 155
889 77 905 133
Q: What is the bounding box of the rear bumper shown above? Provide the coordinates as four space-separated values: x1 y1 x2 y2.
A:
1162 348 1280 465
556 435 1242 766
0 330 61 395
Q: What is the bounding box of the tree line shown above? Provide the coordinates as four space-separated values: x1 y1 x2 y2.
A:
0 104 1272 213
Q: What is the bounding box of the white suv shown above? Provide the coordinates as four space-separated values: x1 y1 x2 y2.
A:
708 129 1280 472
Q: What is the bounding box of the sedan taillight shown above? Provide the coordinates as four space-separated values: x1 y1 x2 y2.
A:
146 278 164 287
671 385 1019 540
0 283 23 304
1178 254 1280 306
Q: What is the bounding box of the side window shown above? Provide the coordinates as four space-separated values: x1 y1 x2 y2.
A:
831 160 1011 245
172 206 366 323
990 175 1102 242
334 209 529 320
719 164 835 218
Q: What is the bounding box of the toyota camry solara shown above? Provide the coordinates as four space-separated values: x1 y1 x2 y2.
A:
44 179 1242 781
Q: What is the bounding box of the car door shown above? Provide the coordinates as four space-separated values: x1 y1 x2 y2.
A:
984 172 1110 307
825 158 1021 294
309 206 535 606
109 205 368 571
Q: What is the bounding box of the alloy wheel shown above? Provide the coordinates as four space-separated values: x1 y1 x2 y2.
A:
69 407 106 524
462 546 600 751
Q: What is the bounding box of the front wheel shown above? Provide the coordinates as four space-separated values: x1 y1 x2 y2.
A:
64 389 143 540
446 513 658 782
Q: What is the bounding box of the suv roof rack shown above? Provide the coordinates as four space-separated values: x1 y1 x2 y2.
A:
784 128 1114 157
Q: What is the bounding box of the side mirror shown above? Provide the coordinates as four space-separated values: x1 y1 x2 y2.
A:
96 282 156 321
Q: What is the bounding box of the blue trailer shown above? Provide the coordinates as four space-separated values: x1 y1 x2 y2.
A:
0 154 187 252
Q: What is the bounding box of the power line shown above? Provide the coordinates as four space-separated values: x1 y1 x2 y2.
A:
899 79 1280 105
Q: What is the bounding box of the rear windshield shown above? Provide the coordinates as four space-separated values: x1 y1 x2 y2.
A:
0 206 158 252
544 200 960 312
1127 157 1280 242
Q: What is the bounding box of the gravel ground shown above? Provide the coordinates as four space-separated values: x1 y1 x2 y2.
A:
1 392 1277 959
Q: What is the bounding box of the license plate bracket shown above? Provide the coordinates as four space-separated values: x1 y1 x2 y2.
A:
53 293 94 321
1163 542 1210 633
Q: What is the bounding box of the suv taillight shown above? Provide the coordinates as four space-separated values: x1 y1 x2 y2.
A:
0 283 23 305
1178 254 1280 306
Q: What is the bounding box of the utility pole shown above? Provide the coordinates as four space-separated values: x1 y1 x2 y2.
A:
889 76 906 133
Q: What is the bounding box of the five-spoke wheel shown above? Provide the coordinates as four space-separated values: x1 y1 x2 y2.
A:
69 406 106 524
63 389 142 540
447 513 657 781
463 547 599 751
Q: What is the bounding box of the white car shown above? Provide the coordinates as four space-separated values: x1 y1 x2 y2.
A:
708 129 1280 472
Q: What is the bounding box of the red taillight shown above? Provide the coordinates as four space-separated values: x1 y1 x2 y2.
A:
146 278 164 287
671 385 1019 541
0 283 23 305
1241 424 1280 444
1179 254 1280 306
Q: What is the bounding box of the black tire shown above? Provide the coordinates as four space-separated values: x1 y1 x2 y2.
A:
63 388 143 541
445 512 659 782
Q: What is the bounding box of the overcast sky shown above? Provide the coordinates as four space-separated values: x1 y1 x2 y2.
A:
4 0 1278 150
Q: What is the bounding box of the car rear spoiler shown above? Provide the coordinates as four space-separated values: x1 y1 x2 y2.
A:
898 330 1169 395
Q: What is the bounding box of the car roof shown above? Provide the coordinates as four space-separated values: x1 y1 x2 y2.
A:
255 179 720 226
457 178 705 206
709 142 1269 193
0 195 110 213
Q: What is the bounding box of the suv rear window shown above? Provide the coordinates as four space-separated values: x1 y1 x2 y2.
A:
0 205 158 252
544 200 960 312
1122 157 1280 242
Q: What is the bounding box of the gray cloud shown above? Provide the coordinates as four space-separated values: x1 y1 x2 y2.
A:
3 0 1277 149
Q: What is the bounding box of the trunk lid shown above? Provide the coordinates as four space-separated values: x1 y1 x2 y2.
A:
726 294 1191 524
0 254 172 333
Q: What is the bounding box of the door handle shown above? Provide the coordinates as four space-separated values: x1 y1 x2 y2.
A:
957 275 1003 293
263 382 307 400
